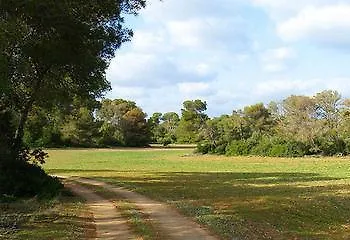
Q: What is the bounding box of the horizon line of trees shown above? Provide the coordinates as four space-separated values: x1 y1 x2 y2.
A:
22 89 350 157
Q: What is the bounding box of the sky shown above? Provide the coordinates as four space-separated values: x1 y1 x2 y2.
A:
106 0 350 117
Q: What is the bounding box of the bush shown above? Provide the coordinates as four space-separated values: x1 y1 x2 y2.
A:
0 160 63 198
196 139 229 154
314 135 347 156
225 140 251 156
269 144 289 157
196 142 212 154
214 143 227 154
251 137 273 156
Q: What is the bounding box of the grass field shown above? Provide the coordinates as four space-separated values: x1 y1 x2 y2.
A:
45 148 350 240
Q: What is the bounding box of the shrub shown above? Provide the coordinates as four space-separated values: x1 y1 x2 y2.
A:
0 160 63 198
214 143 227 154
314 135 347 156
269 144 289 157
196 142 210 154
225 140 251 156
251 137 273 156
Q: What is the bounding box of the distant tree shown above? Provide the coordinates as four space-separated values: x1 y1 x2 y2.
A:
97 99 150 146
243 103 273 134
196 90 349 157
148 112 163 143
314 90 342 128
341 99 350 152
97 99 134 145
61 99 101 147
122 107 150 146
176 100 208 143
161 112 180 144
279 95 318 144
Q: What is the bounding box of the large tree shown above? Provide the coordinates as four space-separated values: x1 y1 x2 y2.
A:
0 0 146 155
176 100 208 143
97 99 150 146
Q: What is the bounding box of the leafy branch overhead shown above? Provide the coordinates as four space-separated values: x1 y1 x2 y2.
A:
0 0 146 152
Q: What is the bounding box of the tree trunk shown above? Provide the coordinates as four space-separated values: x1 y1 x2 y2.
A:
12 67 48 155
12 99 34 154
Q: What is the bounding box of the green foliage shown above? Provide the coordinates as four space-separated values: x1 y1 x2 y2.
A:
148 112 163 142
314 133 347 156
197 90 350 157
0 160 62 198
61 106 100 147
225 140 251 156
243 103 273 133
0 1 145 198
23 106 64 147
19 90 350 157
97 99 151 147
177 100 208 143
122 108 151 146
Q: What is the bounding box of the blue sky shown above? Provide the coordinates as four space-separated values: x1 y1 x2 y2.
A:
106 0 350 116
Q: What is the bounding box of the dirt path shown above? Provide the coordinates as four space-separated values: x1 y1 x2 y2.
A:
73 177 219 240
65 181 137 240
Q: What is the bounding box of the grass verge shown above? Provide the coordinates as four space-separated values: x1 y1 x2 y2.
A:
0 188 94 240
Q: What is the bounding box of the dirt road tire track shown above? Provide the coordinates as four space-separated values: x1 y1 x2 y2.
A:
74 177 219 240
65 181 137 240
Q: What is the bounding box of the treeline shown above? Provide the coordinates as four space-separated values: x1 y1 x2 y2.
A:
197 90 350 157
23 90 350 156
24 98 151 148
23 97 211 148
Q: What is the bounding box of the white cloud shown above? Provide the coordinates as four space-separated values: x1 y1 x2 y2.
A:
278 4 350 44
107 52 218 88
166 17 248 51
105 0 350 117
253 78 350 100
177 82 213 97
261 47 296 72
107 86 147 100
262 47 296 61
262 64 286 73
132 29 170 53
253 1 350 47
252 0 341 19
142 0 242 22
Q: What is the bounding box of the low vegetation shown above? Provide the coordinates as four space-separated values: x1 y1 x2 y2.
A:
45 149 350 240
0 188 94 240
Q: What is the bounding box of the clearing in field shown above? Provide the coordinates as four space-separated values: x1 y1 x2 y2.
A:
44 148 350 240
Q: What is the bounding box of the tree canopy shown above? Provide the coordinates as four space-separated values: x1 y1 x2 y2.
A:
1 0 146 153
0 0 146 197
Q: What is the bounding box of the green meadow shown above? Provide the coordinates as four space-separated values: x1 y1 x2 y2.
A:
45 149 350 240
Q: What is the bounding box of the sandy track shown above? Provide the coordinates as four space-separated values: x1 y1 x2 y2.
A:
65 181 137 240
74 177 219 240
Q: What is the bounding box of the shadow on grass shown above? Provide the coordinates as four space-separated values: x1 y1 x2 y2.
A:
0 188 94 240
92 171 350 240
